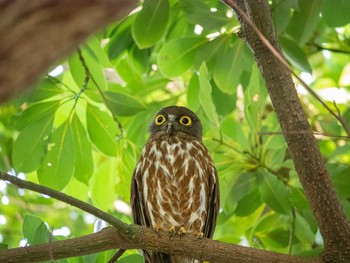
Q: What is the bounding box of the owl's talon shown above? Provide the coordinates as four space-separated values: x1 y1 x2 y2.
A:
168 226 176 239
178 226 187 240
152 224 163 238
193 231 204 239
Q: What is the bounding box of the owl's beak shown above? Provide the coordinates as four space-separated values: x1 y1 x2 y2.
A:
166 122 174 136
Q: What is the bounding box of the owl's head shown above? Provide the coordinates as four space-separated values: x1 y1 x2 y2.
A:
149 106 202 141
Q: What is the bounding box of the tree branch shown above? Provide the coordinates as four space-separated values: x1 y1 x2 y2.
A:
222 0 350 261
0 172 318 263
0 0 137 102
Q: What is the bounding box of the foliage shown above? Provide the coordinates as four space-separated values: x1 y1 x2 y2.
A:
0 0 349 261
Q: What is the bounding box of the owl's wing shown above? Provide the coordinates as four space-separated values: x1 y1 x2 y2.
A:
203 167 220 239
130 169 150 227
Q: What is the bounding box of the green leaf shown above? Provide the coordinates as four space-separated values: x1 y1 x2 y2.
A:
12 114 54 173
279 36 312 73
290 188 311 210
91 159 117 211
271 0 293 34
287 0 324 46
86 104 118 156
11 101 59 131
213 40 251 94
212 80 237 116
33 222 50 245
187 74 201 112
235 187 262 216
22 215 43 245
107 16 135 61
158 37 207 77
28 78 63 102
258 169 291 214
71 113 94 184
198 63 219 125
221 116 248 149
118 254 143 263
37 119 75 190
322 0 350 27
132 0 169 49
103 91 145 116
295 212 316 244
244 66 267 133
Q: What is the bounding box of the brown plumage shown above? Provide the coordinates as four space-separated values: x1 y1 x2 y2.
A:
130 106 220 263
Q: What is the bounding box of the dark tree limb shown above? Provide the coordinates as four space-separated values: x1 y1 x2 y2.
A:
0 0 137 102
0 172 317 263
222 0 350 262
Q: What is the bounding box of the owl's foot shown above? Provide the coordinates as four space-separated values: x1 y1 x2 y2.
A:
168 226 176 239
193 231 204 239
178 226 187 240
167 226 187 239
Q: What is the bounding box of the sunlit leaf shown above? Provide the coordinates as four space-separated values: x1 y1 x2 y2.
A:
11 101 59 131
103 91 145 117
71 113 94 184
132 0 169 49
37 119 75 190
86 104 118 156
12 114 54 173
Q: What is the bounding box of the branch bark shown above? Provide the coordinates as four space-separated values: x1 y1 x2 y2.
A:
0 0 137 102
0 225 317 263
0 172 317 263
223 0 350 262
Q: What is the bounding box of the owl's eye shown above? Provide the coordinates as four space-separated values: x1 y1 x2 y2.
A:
155 114 166 125
179 116 192 126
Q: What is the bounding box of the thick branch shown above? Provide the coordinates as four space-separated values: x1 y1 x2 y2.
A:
0 172 317 263
224 0 350 261
0 0 137 102
0 226 317 263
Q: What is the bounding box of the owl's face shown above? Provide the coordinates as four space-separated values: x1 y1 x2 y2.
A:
149 106 202 141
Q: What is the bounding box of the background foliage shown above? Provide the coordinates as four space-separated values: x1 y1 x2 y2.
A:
0 0 350 261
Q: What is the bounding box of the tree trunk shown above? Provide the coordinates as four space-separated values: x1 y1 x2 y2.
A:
223 0 350 262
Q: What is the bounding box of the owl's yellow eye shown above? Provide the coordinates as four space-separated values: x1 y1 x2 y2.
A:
179 116 192 126
155 114 166 125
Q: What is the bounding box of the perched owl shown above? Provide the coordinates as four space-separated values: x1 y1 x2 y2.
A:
130 106 220 263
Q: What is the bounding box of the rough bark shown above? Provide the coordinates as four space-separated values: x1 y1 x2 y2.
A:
224 0 350 262
0 226 318 263
0 0 137 102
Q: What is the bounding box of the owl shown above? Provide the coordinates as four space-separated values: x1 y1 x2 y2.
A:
130 106 220 263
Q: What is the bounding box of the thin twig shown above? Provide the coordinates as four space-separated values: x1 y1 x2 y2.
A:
221 0 350 138
108 249 126 263
258 131 350 140
312 43 350 55
0 172 128 232
288 207 296 255
77 48 124 138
